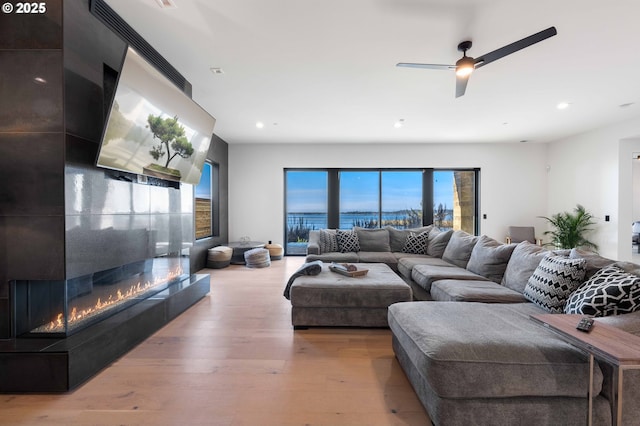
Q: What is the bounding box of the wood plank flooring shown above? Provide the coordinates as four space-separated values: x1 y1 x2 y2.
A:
1 257 431 425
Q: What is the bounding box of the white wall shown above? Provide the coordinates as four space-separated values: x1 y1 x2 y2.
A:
546 117 640 260
228 142 549 245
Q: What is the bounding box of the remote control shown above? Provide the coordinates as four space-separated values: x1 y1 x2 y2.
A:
576 317 594 332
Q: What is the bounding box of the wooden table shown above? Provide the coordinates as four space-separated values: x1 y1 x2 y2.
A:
531 314 640 426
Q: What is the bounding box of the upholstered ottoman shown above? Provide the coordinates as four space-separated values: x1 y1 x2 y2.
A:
289 263 412 328
206 246 232 269
265 242 284 260
244 247 271 268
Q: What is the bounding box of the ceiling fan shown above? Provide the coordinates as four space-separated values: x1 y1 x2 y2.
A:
397 26 557 98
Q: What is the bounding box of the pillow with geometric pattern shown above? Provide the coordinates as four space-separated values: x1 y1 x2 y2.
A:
523 254 586 313
336 230 360 253
564 265 640 317
402 231 429 254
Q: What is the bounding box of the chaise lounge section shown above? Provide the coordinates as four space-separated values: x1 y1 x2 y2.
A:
303 225 640 425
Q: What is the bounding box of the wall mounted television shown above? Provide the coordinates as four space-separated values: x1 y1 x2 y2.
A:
96 47 215 185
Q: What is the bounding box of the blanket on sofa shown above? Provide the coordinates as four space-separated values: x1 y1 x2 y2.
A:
283 260 324 300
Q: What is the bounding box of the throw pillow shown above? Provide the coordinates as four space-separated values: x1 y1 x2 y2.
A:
501 241 550 293
565 265 640 317
442 230 478 268
466 235 517 283
426 229 453 258
402 231 429 254
523 254 587 313
569 248 615 279
336 230 360 253
354 227 391 252
318 229 338 254
386 225 433 252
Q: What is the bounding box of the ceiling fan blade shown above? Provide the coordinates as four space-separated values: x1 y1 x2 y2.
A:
473 26 557 69
455 74 470 98
396 62 455 70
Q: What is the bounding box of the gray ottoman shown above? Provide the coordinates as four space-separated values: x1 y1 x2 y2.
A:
289 263 412 328
244 247 271 268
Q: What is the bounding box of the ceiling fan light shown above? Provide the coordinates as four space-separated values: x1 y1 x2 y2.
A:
455 57 475 77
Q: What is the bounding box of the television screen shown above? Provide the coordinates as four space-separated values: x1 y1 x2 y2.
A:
96 47 215 185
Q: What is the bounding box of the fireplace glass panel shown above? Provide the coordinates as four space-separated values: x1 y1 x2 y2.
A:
14 255 189 337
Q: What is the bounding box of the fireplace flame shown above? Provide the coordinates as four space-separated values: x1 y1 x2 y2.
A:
35 266 183 333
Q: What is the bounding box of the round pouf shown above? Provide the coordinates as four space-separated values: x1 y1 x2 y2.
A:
244 247 271 268
207 246 233 269
265 242 284 260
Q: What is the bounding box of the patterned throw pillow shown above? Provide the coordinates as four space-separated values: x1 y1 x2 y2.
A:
336 230 360 253
402 231 429 254
318 229 338 253
523 255 587 313
565 265 640 317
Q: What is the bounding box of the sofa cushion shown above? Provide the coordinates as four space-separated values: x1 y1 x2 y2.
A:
426 229 453 258
565 265 640 317
354 227 391 252
305 252 360 264
523 254 587 313
466 235 516 283
336 230 360 252
387 301 602 399
411 264 488 292
357 251 398 268
501 241 550 293
569 248 616 279
397 256 454 280
318 229 338 254
430 279 529 303
441 230 478 268
386 225 433 252
402 231 429 254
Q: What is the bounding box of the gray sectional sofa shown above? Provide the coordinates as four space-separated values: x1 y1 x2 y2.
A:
305 226 640 425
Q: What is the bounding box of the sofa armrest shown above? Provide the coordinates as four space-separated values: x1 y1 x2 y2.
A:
307 230 321 255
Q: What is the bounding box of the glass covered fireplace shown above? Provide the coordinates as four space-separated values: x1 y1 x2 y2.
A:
13 255 189 338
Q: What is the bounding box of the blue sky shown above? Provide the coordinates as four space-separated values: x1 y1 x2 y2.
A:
286 170 453 212
195 162 212 198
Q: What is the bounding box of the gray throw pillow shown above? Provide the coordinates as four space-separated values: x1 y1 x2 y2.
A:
354 227 391 252
442 230 478 268
426 229 453 258
569 248 615 279
501 241 550 293
466 235 516 283
318 229 338 253
523 254 587 313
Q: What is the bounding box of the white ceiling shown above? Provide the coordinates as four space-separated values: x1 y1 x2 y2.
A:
104 0 640 145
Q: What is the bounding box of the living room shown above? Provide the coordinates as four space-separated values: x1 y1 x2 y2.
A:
3 0 640 424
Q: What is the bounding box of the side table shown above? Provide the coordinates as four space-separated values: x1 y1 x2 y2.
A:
531 313 640 426
228 241 265 264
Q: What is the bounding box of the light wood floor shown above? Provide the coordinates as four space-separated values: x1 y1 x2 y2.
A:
1 257 431 426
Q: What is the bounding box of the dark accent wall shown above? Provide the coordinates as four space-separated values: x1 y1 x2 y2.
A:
0 0 228 339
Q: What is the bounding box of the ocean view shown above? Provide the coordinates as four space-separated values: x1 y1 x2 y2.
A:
287 211 453 231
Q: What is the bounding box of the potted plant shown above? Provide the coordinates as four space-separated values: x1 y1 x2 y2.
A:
540 204 598 251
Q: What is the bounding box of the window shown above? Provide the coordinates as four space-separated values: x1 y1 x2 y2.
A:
284 168 479 254
285 170 328 254
195 161 212 240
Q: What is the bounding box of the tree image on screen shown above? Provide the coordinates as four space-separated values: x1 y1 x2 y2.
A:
144 114 195 181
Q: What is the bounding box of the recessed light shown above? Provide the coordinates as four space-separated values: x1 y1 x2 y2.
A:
210 67 224 75
33 77 47 84
556 102 570 110
256 122 264 129
154 0 177 8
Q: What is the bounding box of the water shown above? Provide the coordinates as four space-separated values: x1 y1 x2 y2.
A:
287 211 452 230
